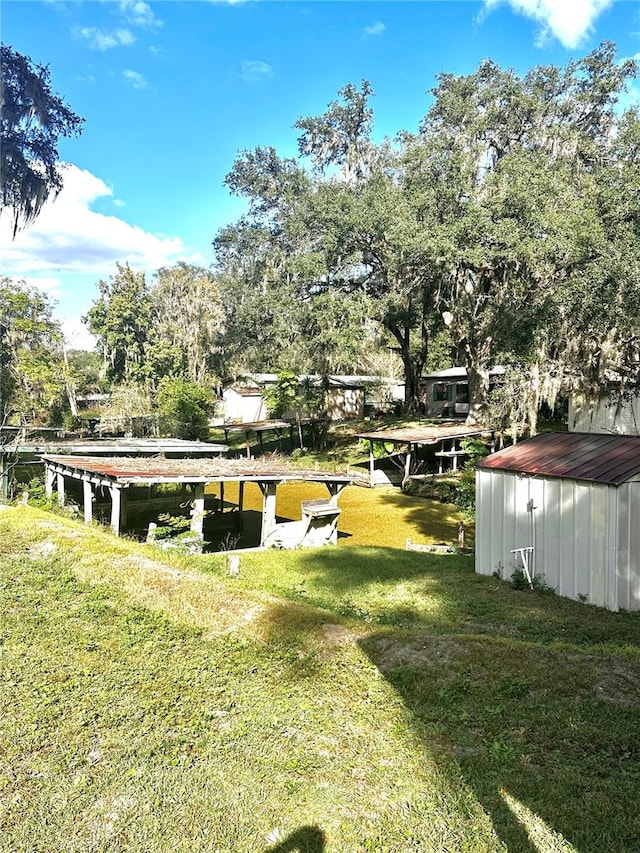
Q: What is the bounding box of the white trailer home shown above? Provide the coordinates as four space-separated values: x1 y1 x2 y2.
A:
475 432 640 611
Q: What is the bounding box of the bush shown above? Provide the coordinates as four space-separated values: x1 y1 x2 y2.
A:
157 378 212 440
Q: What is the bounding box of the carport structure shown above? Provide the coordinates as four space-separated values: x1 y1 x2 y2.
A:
356 424 484 487
41 454 362 548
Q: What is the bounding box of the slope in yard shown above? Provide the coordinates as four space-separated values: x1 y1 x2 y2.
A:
1 506 639 852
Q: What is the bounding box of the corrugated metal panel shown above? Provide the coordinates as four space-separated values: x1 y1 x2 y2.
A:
474 467 635 610
478 432 640 485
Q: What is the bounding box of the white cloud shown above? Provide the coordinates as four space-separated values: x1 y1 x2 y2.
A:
0 165 202 275
0 165 205 346
122 69 148 89
364 21 385 37
77 26 136 50
119 0 162 29
483 0 614 48
241 60 274 82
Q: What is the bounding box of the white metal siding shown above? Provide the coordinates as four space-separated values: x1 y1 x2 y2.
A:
616 483 640 611
475 469 636 610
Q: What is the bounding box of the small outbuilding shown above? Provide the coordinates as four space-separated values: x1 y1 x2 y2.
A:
475 432 640 611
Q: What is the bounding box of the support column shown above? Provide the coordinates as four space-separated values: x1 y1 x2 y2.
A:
326 483 345 507
190 483 205 538
56 472 65 507
120 488 128 528
237 480 245 531
369 440 375 488
259 483 277 546
402 446 413 488
109 485 121 535
82 478 93 524
1 452 9 501
45 465 55 499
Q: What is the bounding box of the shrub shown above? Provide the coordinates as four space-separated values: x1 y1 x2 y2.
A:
157 378 212 440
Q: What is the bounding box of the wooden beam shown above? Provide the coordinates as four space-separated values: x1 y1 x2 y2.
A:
260 483 277 546
191 483 205 538
109 485 121 535
82 478 93 524
369 439 375 488
402 446 412 488
56 472 65 507
45 464 55 499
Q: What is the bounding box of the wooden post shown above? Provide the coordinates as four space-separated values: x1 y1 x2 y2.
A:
326 483 344 507
56 472 65 507
109 486 121 535
260 483 277 546
82 478 93 524
191 483 205 538
120 488 128 528
45 465 55 500
369 440 375 487
237 480 245 531
1 452 9 501
402 446 412 488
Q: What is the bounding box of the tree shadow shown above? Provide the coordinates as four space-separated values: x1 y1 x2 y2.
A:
264 825 326 852
277 547 640 852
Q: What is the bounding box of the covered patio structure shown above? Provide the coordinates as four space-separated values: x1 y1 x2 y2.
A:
40 455 362 549
356 424 485 487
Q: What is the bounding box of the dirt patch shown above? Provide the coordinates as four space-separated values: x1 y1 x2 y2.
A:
321 623 359 646
366 635 468 673
594 658 640 707
26 540 56 560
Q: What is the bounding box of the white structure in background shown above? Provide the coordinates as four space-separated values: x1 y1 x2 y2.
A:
222 374 404 423
475 432 640 612
422 367 505 418
569 389 640 435
222 386 268 423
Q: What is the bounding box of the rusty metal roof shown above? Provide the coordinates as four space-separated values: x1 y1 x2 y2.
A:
478 432 640 485
41 454 363 486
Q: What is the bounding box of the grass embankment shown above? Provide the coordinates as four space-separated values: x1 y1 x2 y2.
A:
2 505 640 852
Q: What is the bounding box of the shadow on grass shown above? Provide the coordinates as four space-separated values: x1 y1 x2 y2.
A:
264 825 326 852
269 547 640 852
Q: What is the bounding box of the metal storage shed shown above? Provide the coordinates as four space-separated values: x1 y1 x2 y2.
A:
475 432 640 611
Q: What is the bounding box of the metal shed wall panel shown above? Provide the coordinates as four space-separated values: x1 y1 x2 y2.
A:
616 483 640 611
475 469 630 610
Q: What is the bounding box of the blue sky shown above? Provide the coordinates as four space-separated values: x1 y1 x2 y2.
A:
2 0 640 348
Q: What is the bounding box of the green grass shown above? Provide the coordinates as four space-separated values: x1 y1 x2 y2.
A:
2 505 640 852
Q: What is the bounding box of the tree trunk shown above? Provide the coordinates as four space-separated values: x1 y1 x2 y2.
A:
388 318 428 415
465 365 490 426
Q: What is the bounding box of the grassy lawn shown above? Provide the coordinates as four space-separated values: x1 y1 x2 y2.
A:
2 505 640 852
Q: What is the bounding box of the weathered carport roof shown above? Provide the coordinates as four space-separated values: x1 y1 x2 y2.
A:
41 454 362 487
356 424 483 446
477 432 640 485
